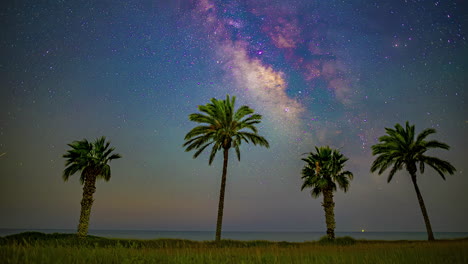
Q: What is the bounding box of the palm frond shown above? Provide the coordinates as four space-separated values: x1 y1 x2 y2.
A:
100 164 111 181
335 172 352 192
387 160 402 183
238 132 270 147
311 186 322 198
188 113 215 125
234 105 254 121
193 142 214 159
184 126 216 140
63 163 82 181
423 140 450 150
208 141 222 165
416 128 436 144
421 155 456 180
108 153 122 161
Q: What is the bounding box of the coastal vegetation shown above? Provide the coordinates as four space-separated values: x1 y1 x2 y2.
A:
300 147 354 240
371 122 456 241
62 137 122 238
183 95 269 242
1 232 467 264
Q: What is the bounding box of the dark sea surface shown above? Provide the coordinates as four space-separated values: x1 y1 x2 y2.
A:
1 229 468 242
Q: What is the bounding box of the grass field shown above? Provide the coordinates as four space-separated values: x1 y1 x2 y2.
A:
1 232 467 263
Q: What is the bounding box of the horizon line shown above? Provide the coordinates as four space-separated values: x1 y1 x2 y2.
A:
1 228 467 233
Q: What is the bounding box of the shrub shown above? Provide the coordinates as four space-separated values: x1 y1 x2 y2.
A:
318 236 356 245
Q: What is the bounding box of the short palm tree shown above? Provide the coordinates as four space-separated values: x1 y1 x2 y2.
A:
301 146 353 240
183 95 269 242
62 136 121 238
371 121 456 241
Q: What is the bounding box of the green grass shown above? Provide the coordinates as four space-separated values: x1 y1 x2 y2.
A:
1 232 467 263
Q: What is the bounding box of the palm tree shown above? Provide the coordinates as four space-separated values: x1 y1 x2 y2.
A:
301 146 353 240
371 121 456 241
62 136 121 238
183 95 269 242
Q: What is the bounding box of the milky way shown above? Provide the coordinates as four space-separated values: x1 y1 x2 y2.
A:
189 0 359 140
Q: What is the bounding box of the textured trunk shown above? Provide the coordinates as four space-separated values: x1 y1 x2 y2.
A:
77 172 97 238
322 188 336 240
410 172 435 241
215 148 229 242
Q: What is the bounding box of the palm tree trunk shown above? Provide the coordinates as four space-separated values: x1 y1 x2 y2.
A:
410 173 435 241
322 188 336 240
77 173 97 238
215 148 229 243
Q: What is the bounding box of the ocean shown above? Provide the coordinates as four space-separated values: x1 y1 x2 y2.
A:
1 229 467 242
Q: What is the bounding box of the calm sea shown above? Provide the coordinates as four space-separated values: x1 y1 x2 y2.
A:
1 229 467 242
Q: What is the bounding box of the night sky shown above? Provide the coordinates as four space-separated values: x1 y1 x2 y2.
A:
1 0 467 233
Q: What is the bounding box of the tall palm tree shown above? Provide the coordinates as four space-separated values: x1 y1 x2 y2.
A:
62 136 121 238
184 95 269 242
371 121 456 241
301 146 353 240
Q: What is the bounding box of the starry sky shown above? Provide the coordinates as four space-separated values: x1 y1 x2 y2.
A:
1 0 467 232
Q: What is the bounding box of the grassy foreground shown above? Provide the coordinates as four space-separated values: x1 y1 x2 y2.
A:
1 232 467 264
